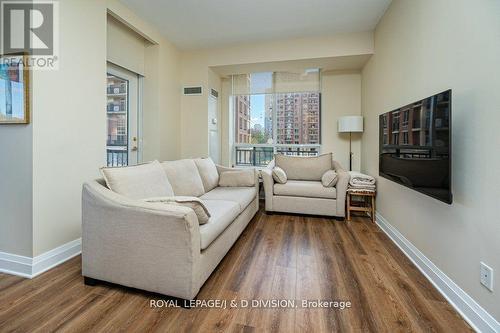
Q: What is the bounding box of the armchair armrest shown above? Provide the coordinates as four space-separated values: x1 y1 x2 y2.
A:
332 161 349 217
82 180 201 299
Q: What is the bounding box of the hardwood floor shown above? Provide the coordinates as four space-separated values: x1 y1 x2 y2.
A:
0 207 472 332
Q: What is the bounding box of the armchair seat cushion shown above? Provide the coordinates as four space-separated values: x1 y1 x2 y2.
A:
200 186 257 212
199 199 240 250
273 180 337 199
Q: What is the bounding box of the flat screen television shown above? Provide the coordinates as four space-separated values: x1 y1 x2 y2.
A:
379 90 452 204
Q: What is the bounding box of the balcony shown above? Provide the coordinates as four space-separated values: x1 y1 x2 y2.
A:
235 144 320 167
107 148 128 167
235 146 274 167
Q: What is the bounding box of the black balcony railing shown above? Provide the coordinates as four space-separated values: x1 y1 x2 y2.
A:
107 149 128 167
235 145 320 167
276 146 319 157
107 102 126 112
107 85 126 94
235 147 274 167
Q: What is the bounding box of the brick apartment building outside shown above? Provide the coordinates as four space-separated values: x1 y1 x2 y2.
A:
273 92 320 145
381 93 450 152
235 95 251 143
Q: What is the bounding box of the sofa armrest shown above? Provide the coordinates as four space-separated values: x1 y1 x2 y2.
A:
82 180 201 299
332 161 349 217
261 167 274 211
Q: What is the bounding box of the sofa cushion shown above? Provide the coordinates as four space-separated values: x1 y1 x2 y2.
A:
194 158 219 192
272 166 287 184
161 159 205 197
274 180 337 199
218 169 255 187
200 186 257 212
275 153 332 181
199 199 240 250
321 170 338 187
100 160 174 199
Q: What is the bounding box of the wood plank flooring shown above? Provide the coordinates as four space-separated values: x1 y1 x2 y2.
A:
0 207 472 332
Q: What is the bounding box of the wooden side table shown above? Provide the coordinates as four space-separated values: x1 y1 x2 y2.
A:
346 190 376 223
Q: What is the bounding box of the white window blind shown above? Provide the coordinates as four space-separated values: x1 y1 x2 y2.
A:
231 70 320 95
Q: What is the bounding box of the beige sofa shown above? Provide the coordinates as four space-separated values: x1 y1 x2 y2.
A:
261 154 349 217
82 158 258 301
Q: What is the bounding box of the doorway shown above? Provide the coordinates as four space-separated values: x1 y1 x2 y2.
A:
106 63 142 166
208 94 220 163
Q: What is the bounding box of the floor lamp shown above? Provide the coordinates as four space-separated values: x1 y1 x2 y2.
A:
338 116 363 171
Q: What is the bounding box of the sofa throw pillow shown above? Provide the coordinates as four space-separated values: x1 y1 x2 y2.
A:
161 159 205 197
218 169 255 187
321 170 338 187
275 153 332 181
100 160 174 199
272 167 287 184
144 196 211 224
194 158 219 192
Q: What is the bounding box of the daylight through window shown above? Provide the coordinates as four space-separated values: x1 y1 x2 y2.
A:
232 71 321 167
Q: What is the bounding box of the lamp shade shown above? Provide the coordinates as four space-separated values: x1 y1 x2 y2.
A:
338 116 363 133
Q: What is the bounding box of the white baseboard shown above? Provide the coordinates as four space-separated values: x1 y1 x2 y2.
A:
0 238 81 279
376 212 500 333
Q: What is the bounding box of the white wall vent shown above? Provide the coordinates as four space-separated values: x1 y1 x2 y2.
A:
210 89 219 98
183 86 203 95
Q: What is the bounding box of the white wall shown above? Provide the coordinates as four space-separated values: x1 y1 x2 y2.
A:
155 41 181 161
105 6 181 162
107 15 146 75
0 0 182 257
180 32 373 160
31 0 107 256
321 71 361 171
0 124 33 256
217 71 362 169
361 0 500 320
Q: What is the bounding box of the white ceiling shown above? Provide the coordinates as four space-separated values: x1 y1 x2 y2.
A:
119 0 392 50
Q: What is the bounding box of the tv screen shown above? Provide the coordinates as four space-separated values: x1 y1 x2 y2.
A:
379 90 452 204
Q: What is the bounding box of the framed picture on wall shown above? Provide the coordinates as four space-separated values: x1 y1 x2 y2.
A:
0 53 30 124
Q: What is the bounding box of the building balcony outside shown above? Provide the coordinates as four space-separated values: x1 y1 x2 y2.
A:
106 147 128 167
235 144 321 167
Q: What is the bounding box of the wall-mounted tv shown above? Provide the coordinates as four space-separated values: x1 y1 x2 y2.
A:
379 90 452 204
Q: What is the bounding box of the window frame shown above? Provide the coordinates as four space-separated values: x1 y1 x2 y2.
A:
233 91 322 167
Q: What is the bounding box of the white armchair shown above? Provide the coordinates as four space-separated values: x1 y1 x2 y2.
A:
261 154 349 217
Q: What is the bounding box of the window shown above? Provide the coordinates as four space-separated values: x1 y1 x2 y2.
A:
106 74 128 166
232 72 321 167
413 108 421 128
402 110 409 128
402 131 409 145
392 133 399 145
392 111 400 131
